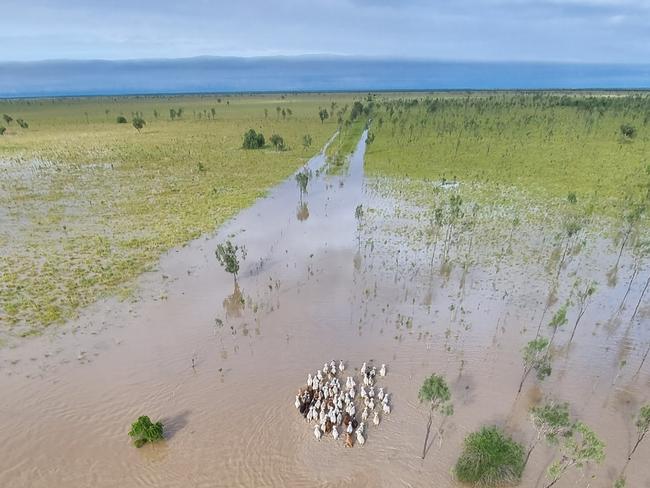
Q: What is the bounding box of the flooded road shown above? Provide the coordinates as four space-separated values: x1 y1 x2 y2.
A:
1 132 649 487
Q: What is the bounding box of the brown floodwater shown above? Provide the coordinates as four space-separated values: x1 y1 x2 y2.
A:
1 133 649 487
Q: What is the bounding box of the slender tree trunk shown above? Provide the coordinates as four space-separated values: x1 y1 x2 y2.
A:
630 275 650 323
524 438 539 466
628 432 646 461
422 407 433 459
555 238 571 281
618 265 639 312
518 367 531 394
614 228 630 270
544 477 561 488
635 343 650 377
569 308 586 344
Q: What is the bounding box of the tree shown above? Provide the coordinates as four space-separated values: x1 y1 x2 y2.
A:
116 116 128 124
169 108 176 120
455 426 525 487
569 281 596 343
242 129 265 149
350 101 364 120
128 416 164 448
2 114 12 124
547 302 568 346
519 337 552 393
0 126 5 135
302 134 312 150
295 169 310 198
418 373 453 459
526 401 573 465
318 108 329 123
627 404 650 461
270 134 285 151
215 240 247 282
544 422 605 488
132 116 146 132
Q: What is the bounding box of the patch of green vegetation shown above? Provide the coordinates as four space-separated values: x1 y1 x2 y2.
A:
128 415 164 448
0 94 357 333
365 93 650 219
455 425 525 487
325 97 375 174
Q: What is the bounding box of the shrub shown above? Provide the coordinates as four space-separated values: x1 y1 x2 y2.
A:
0 126 5 135
116 116 128 124
620 124 636 139
2 114 12 124
270 134 285 150
128 416 164 448
16 119 28 129
455 426 525 487
132 116 146 132
242 129 265 149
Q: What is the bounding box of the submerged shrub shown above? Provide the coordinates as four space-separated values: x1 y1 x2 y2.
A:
116 116 128 124
128 416 164 448
242 129 265 149
455 426 525 487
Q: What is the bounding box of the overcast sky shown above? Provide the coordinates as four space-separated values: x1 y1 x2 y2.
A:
2 0 649 63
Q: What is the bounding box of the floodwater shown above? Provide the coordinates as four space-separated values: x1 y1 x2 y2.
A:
1 132 649 487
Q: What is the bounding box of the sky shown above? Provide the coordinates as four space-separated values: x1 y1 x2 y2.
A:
2 0 650 63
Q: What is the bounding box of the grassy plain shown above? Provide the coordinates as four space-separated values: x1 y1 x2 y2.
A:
365 93 650 218
0 94 356 334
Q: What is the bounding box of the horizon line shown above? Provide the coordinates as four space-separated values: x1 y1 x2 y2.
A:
2 54 650 67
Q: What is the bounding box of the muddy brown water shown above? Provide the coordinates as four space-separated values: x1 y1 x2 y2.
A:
1 133 649 487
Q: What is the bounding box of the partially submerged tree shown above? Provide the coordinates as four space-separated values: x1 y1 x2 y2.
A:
526 401 573 466
215 240 247 282
569 281 596 343
519 337 552 394
128 415 164 448
544 422 605 488
547 302 569 346
418 373 453 459
455 426 525 487
627 404 650 462
295 169 310 199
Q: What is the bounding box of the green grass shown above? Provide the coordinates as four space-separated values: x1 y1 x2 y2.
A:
365 93 650 218
0 93 360 335
455 426 525 487
325 118 366 174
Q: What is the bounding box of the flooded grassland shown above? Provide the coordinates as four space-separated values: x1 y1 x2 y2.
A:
1 93 649 488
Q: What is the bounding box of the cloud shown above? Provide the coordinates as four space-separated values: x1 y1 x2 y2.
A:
0 0 648 62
